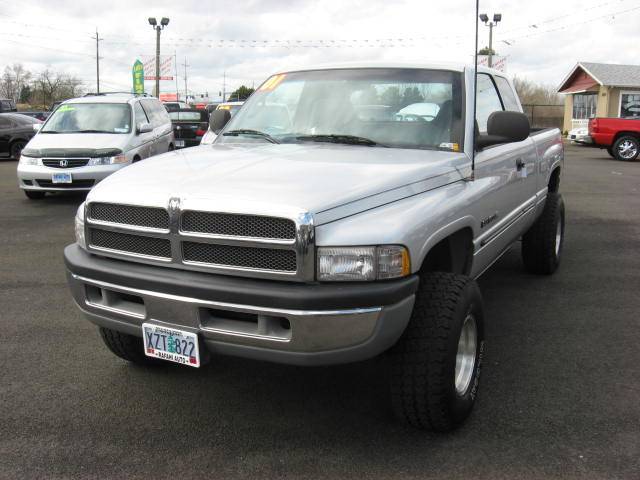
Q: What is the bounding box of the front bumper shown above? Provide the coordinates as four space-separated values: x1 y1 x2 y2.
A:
569 134 593 144
64 244 418 366
17 163 127 191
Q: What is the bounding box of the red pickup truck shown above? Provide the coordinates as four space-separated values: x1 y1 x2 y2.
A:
588 117 640 161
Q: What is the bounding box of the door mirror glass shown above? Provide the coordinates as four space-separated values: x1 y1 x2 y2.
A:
210 109 231 134
476 111 530 149
137 122 153 134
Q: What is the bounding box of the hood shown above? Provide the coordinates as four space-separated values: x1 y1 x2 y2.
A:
25 132 129 156
87 143 468 224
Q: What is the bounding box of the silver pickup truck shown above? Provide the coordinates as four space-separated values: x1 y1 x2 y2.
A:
64 63 564 431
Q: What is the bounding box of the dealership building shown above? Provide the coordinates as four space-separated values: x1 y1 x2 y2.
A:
558 62 640 132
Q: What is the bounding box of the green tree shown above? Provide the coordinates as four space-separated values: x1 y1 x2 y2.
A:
401 86 424 107
478 47 496 55
227 85 255 101
380 86 402 109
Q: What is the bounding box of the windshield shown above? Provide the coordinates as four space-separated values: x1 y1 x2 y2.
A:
42 103 132 133
218 68 463 151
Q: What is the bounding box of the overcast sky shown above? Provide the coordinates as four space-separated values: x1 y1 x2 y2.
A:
0 0 638 100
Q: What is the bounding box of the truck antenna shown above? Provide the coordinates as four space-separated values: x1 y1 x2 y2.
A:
471 0 480 181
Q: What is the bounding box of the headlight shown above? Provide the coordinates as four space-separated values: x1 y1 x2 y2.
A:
75 203 86 249
88 154 127 166
200 129 217 145
317 245 410 282
19 155 39 166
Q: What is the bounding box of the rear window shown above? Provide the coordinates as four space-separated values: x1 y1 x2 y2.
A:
169 111 206 121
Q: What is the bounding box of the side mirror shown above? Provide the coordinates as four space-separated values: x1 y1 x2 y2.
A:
210 109 231 134
33 123 42 132
137 122 153 134
476 111 530 149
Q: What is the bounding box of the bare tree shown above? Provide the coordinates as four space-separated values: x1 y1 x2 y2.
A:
32 69 84 108
0 63 32 102
513 77 562 105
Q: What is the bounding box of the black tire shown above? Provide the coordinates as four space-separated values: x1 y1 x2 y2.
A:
24 190 45 200
391 272 485 431
10 141 26 160
99 327 159 365
612 135 639 161
522 192 565 275
606 147 615 159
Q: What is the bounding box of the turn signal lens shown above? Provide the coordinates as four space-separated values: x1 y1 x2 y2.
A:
376 245 411 279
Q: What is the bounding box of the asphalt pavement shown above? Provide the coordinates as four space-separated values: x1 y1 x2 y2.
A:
1 143 639 479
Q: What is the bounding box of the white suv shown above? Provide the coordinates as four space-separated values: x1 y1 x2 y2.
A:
17 93 174 199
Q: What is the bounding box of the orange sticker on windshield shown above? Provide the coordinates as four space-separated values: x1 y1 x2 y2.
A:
259 74 286 91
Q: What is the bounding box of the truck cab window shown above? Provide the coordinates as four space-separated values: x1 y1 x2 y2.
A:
476 74 504 133
494 76 521 111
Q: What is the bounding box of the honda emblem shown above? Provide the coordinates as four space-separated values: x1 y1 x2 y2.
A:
59 159 68 167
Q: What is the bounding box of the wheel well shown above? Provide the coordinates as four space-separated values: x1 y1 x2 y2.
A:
168 143 175 151
419 228 473 276
613 131 640 144
133 155 141 162
548 166 561 193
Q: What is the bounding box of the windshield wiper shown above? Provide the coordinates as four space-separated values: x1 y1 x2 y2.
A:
222 129 280 144
292 134 386 147
70 129 117 134
41 130 62 134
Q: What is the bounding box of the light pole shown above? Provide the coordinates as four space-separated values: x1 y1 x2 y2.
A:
148 17 169 97
479 13 501 68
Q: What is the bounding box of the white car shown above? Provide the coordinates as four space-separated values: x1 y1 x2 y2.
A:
568 127 592 144
17 93 174 199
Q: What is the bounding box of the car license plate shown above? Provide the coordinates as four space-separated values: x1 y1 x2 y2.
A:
175 140 185 148
142 323 200 367
52 172 72 183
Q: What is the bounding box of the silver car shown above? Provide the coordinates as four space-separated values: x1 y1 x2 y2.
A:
17 93 174 200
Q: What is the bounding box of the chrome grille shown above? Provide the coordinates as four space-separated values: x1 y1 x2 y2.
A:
89 228 171 259
89 203 169 230
43 158 89 168
182 242 297 272
85 200 313 281
181 211 296 240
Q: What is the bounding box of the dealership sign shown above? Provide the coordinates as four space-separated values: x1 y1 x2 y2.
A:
477 55 507 72
141 55 174 81
132 60 145 94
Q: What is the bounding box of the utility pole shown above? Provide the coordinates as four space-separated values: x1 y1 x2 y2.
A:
174 51 178 101
148 17 170 98
222 71 226 102
182 57 189 103
479 13 501 68
93 29 102 94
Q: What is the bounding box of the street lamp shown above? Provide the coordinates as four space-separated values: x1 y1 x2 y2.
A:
479 12 501 68
148 17 170 97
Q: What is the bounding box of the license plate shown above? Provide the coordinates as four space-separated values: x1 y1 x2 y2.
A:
142 323 200 367
175 140 185 148
52 172 72 183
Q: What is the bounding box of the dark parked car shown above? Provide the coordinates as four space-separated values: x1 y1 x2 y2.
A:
17 111 50 121
0 98 17 113
169 109 209 148
0 113 40 159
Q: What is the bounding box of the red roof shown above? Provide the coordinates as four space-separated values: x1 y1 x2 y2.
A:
558 66 599 93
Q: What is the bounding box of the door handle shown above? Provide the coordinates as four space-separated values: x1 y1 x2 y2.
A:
516 158 525 171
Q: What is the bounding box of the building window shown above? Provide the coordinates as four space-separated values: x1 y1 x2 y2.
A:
572 93 597 119
620 92 640 119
